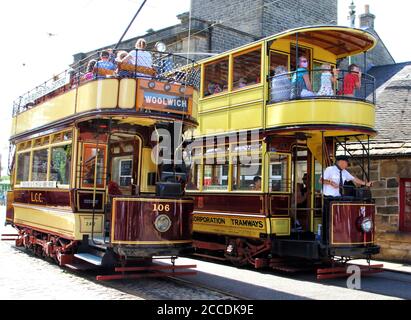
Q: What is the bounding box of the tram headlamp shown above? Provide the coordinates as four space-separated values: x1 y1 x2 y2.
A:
154 214 172 233
360 217 373 233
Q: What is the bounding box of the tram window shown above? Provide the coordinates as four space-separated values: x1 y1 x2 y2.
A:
81 145 106 188
269 153 291 193
119 159 133 187
50 145 71 185
186 164 201 191
232 157 262 191
32 149 49 181
203 58 229 97
290 44 312 71
233 47 261 90
63 131 72 141
203 163 229 191
16 152 30 184
270 51 289 76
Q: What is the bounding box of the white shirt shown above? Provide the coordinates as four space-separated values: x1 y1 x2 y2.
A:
322 165 355 197
128 50 153 69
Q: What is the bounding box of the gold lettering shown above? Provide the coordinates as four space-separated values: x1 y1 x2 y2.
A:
30 192 44 203
153 203 171 212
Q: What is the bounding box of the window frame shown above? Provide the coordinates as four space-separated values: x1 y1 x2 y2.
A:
202 56 230 99
268 152 292 194
400 178 411 233
269 49 290 75
80 143 108 190
14 130 73 189
119 158 133 187
232 45 263 92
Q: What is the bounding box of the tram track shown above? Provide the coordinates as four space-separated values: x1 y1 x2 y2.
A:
5 243 411 300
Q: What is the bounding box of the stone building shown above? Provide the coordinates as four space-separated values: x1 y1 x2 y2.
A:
74 0 338 64
340 4 395 72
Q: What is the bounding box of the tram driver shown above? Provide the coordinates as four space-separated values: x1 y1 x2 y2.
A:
320 155 372 198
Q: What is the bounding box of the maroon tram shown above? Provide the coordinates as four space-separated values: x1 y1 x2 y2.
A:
4 46 200 278
185 26 382 277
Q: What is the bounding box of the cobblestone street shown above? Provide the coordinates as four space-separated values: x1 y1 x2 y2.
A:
0 208 234 300
2 209 411 301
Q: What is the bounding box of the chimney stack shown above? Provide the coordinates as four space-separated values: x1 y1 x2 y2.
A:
360 4 375 29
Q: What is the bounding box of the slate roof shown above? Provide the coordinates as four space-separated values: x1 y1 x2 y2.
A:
369 63 411 142
337 62 411 157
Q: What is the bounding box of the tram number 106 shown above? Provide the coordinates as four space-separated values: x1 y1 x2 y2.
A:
153 203 171 212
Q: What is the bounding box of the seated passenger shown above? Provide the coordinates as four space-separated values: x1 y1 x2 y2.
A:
291 56 314 98
206 82 223 95
317 64 338 96
94 50 116 78
120 38 154 77
252 176 262 191
270 65 291 102
115 51 131 78
237 77 247 88
343 64 362 97
82 59 97 81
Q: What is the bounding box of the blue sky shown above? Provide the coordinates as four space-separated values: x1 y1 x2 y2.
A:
0 0 408 175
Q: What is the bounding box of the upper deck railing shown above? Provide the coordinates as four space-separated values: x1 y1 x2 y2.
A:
269 68 376 105
12 49 200 117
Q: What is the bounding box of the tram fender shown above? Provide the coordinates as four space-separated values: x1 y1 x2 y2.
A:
271 240 321 260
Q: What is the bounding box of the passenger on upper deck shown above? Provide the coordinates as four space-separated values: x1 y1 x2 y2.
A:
115 51 131 78
120 38 153 77
291 56 314 99
82 59 97 81
271 65 291 102
343 64 362 97
94 50 116 78
317 64 338 96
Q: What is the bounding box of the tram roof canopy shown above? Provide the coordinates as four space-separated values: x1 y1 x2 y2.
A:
270 25 377 59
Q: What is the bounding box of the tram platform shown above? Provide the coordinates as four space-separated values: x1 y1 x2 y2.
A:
351 259 411 275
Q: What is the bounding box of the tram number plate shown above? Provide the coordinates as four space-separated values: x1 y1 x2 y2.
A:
153 203 171 212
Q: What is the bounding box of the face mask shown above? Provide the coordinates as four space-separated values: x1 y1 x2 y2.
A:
301 62 308 68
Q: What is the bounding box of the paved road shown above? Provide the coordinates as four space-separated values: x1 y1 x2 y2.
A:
0 208 233 300
170 257 409 300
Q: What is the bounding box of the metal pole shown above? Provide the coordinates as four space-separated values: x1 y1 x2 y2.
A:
114 0 148 50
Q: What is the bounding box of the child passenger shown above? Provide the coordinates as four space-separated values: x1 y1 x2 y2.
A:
343 64 362 97
317 64 338 96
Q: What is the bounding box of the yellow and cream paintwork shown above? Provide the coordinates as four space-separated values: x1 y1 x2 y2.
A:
190 26 377 237
193 212 290 238
13 203 104 240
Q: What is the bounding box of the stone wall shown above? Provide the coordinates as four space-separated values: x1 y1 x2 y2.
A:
350 158 411 263
191 0 337 39
191 0 264 37
262 0 338 37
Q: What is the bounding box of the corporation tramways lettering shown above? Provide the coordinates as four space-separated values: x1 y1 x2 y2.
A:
193 216 264 229
230 219 264 228
193 216 226 224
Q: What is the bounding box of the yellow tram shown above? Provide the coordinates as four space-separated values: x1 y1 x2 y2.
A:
6 48 199 276
185 26 381 274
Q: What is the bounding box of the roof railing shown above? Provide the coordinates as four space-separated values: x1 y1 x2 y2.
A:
268 68 376 105
13 49 200 117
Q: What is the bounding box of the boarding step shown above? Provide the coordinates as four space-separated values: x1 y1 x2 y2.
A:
65 259 100 271
74 253 103 266
1 233 19 241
